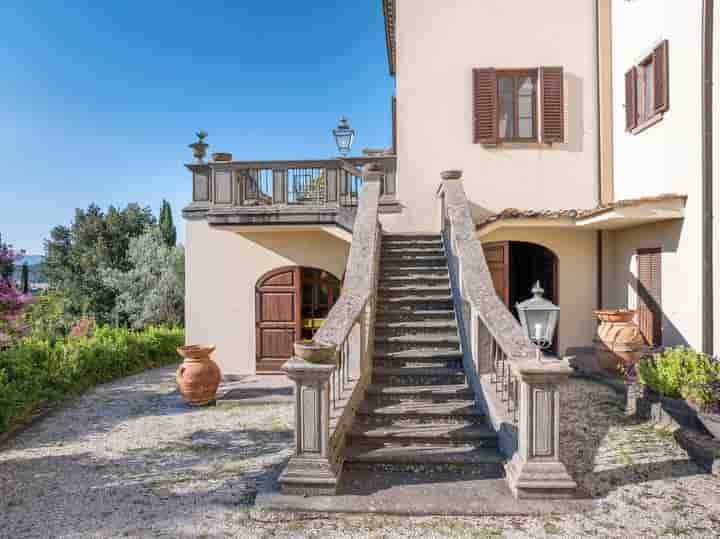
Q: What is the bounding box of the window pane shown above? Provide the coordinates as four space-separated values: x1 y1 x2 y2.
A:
645 62 654 117
517 76 535 138
498 77 514 139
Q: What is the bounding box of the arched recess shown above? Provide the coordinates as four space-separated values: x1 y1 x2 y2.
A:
255 266 341 373
483 241 559 351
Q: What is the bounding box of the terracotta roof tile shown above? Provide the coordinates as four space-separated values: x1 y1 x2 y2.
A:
475 193 687 230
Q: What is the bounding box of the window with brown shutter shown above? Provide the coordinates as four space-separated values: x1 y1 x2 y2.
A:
626 39 669 134
473 66 563 145
473 68 497 144
625 67 638 131
637 248 662 347
540 67 564 143
653 40 669 114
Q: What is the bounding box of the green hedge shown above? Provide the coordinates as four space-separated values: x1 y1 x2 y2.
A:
637 346 720 406
0 325 184 433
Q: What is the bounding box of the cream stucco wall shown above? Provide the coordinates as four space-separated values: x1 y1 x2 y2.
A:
480 227 598 357
603 221 694 347
609 0 704 349
185 219 349 375
387 0 599 233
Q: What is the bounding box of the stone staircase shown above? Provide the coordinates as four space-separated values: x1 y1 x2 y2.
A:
342 233 505 480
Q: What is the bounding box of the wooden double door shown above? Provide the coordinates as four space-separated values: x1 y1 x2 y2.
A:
255 266 340 373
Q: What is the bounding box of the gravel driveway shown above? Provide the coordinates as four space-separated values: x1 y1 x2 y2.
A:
1 365 719 538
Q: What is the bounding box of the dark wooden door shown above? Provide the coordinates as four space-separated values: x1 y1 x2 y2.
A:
483 241 510 306
637 248 662 347
256 266 301 373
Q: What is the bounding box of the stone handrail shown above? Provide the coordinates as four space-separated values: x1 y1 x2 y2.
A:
277 165 383 496
439 171 577 499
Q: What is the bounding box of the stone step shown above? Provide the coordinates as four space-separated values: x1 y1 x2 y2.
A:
375 334 460 346
348 422 497 446
375 309 456 322
380 266 450 276
358 399 483 420
384 234 441 242
378 284 451 297
378 295 454 309
367 383 475 401
378 274 450 287
343 444 505 475
373 366 467 386
382 247 445 257
374 351 463 369
375 320 458 333
381 255 447 268
375 346 461 359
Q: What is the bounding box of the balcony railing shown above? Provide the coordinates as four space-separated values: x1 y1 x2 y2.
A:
184 156 397 229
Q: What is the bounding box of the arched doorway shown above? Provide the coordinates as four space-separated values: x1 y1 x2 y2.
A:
255 266 341 373
483 241 559 351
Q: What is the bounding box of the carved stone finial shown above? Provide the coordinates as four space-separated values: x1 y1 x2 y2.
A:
441 170 463 180
189 131 209 163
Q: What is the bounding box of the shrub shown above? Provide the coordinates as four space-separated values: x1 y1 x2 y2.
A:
0 325 183 432
637 346 720 406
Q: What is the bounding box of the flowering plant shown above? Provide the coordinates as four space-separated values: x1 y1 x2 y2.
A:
0 235 28 314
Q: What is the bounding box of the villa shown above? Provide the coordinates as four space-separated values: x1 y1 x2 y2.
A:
182 0 720 500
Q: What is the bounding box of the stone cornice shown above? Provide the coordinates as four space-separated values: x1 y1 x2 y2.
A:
383 0 396 76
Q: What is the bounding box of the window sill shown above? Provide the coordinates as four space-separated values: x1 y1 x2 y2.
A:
630 113 664 135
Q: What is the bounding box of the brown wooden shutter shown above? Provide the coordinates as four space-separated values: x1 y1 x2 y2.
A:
540 67 564 143
637 248 662 347
653 39 669 114
482 242 510 306
625 67 638 131
391 96 397 154
473 68 497 144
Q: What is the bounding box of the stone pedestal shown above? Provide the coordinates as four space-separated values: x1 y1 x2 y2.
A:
505 359 577 499
279 345 340 496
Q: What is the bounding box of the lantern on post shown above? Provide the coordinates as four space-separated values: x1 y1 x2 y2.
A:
333 117 355 156
516 281 560 361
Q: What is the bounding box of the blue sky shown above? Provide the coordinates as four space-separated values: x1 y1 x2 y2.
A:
0 1 394 253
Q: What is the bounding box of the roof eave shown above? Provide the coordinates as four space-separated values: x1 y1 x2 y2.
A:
383 0 396 76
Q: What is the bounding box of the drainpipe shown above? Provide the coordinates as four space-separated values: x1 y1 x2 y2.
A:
702 0 714 355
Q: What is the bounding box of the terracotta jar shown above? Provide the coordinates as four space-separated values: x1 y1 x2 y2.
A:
593 310 646 374
176 344 221 406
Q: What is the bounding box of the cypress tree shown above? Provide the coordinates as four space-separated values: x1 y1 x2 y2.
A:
20 263 29 294
159 200 177 247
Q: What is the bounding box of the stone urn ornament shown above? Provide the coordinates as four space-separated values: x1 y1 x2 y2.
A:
176 344 221 406
189 131 209 163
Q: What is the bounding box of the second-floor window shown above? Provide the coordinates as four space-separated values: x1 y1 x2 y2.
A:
498 70 537 142
473 66 564 145
625 40 669 133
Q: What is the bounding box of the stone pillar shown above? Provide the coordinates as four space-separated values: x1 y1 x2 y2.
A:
505 359 577 499
278 344 340 496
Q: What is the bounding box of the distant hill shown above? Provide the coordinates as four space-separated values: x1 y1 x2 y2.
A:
13 255 47 284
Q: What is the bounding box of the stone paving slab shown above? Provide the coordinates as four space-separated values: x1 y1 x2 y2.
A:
1 365 720 538
257 472 594 516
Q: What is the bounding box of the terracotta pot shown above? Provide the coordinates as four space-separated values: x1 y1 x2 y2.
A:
212 152 233 162
176 344 221 406
593 311 645 375
594 309 636 324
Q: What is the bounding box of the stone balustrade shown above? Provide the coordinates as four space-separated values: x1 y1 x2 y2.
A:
439 172 577 499
278 165 384 495
182 156 397 229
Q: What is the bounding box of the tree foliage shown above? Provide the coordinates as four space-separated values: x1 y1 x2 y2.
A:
42 204 156 324
159 199 177 247
20 264 29 294
101 228 185 329
0 234 27 313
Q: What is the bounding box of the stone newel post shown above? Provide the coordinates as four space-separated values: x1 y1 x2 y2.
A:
506 359 577 499
278 343 340 496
